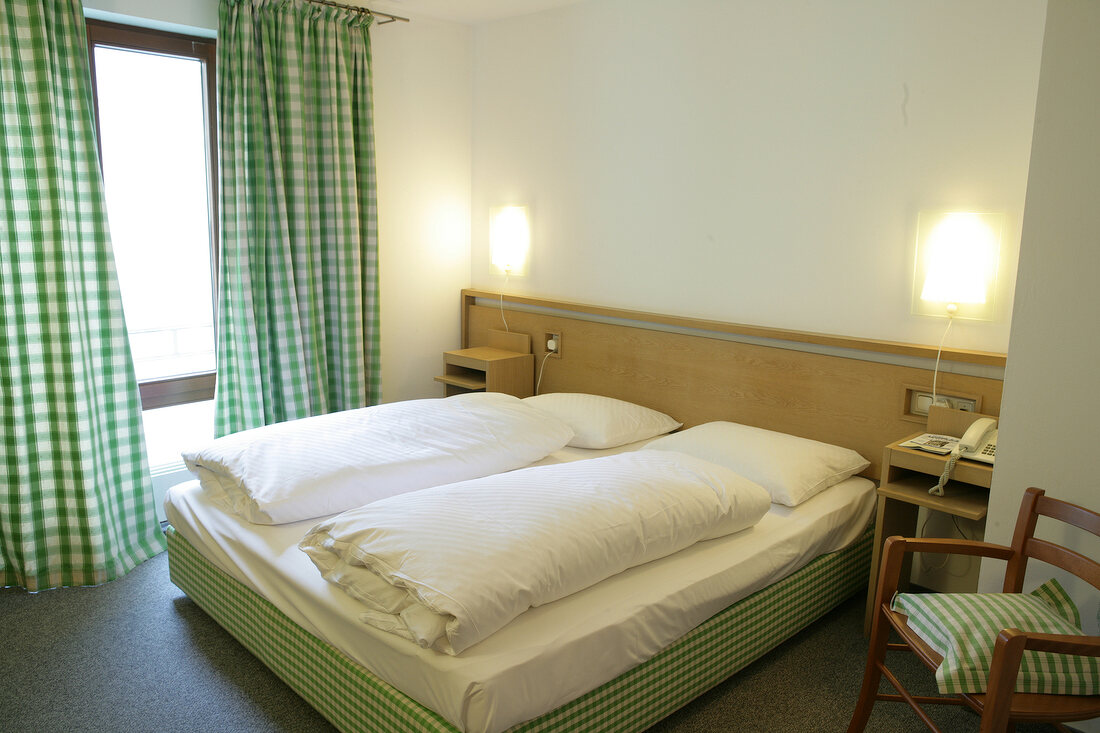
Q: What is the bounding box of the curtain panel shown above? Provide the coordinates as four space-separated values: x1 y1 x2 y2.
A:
0 0 165 590
215 0 381 437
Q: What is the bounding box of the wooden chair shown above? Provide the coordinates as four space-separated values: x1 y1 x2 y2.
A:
848 487 1100 732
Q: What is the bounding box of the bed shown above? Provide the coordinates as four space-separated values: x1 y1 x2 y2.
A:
166 291 1007 732
166 445 874 732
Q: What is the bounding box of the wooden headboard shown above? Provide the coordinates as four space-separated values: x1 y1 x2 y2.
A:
459 289 1006 479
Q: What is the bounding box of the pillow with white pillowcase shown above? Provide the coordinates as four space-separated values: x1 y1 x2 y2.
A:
643 420 870 506
522 393 682 449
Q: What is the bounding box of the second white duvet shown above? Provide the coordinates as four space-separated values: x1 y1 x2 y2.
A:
299 450 771 655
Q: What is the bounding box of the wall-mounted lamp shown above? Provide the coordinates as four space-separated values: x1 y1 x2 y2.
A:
489 205 530 277
911 211 1004 422
912 211 1003 321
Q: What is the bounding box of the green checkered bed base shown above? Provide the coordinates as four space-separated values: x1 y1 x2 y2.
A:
167 525 872 732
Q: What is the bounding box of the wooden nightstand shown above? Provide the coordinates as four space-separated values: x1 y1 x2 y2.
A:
434 329 534 398
863 407 995 634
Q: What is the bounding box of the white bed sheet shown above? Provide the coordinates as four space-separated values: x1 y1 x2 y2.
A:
165 443 874 733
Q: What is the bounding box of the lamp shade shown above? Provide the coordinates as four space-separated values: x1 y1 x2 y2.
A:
912 211 1003 320
490 206 530 276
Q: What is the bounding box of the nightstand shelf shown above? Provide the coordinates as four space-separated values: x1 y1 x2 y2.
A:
863 407 996 634
876 468 989 521
882 442 993 492
434 370 489 392
435 346 534 398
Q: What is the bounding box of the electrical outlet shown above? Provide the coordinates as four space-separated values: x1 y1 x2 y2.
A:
908 390 977 416
544 332 561 359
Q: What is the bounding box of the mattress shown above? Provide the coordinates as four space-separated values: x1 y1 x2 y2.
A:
165 446 874 733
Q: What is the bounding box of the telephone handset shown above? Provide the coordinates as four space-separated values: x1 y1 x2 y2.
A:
958 417 997 464
929 417 997 496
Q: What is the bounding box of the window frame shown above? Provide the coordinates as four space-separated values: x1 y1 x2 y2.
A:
86 19 219 410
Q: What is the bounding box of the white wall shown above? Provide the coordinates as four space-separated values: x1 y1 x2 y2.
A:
84 0 1048 397
470 0 1046 354
371 19 474 401
83 0 474 404
980 0 1100 658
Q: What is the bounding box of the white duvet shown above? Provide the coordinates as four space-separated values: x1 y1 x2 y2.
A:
299 449 772 655
181 392 574 524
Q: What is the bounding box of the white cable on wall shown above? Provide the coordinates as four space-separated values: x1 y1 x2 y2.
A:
930 316 954 405
535 349 553 394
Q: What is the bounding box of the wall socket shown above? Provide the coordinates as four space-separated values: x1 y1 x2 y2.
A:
909 390 977 416
544 332 561 359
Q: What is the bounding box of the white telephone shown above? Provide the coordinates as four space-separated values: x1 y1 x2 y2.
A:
958 417 997 465
929 417 997 495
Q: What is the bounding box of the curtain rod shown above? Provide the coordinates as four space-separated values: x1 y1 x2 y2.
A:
303 0 410 24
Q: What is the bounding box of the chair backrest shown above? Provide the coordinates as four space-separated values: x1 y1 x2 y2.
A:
1003 487 1100 593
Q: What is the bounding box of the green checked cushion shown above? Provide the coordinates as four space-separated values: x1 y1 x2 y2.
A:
892 579 1099 695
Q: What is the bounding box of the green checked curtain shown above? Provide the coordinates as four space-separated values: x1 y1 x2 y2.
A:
215 0 380 436
0 0 165 591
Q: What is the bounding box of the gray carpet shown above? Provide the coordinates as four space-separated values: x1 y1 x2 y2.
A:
0 550 1065 732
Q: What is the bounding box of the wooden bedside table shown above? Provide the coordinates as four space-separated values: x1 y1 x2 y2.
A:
863 407 995 634
434 329 534 398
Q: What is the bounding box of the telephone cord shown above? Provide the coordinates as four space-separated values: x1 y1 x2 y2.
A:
929 450 960 496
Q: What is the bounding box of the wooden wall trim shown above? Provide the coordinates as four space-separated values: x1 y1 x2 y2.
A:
461 289 1007 368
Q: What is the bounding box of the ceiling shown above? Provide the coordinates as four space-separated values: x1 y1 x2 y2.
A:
368 0 584 25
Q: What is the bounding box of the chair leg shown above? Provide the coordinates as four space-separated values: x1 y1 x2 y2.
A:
848 604 894 732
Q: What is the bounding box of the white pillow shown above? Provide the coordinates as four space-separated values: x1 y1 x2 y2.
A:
521 393 682 449
643 421 870 506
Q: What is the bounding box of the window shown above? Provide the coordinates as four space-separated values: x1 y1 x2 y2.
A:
88 21 218 512
87 20 218 409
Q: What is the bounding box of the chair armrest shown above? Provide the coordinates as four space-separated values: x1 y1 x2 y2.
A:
884 536 1016 560
873 536 1015 609
983 628 1100 724
1006 628 1100 657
